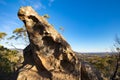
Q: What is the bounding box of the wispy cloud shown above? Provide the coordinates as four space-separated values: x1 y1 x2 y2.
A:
19 0 46 10
32 1 46 10
49 0 55 3
48 0 55 6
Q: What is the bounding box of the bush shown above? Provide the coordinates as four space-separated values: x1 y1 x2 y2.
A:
0 45 19 73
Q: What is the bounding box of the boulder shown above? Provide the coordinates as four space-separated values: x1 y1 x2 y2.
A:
12 6 103 80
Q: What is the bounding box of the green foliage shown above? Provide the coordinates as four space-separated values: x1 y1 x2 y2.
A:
43 14 50 19
59 26 64 32
0 32 7 40
0 45 19 73
83 54 120 79
13 27 25 34
12 27 27 40
8 27 29 46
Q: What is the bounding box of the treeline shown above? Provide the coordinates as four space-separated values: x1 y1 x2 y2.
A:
77 51 119 80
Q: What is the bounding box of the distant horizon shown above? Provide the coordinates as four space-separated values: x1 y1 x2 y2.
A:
8 47 117 53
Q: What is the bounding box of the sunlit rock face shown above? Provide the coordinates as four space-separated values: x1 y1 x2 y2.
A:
13 6 103 80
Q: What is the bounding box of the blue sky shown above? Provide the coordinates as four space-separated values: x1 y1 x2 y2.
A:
0 0 120 52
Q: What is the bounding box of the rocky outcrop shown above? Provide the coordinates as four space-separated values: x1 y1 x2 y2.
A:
13 6 103 80
81 62 103 80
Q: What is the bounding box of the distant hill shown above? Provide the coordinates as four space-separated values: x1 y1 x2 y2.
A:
75 51 117 57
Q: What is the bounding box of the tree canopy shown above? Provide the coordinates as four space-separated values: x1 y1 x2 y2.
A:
0 32 7 40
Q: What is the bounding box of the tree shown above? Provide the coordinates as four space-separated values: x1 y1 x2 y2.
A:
0 32 7 40
43 14 50 19
8 26 29 47
59 26 64 34
0 33 19 74
59 26 64 32
110 36 120 80
11 27 27 40
8 14 51 46
0 45 19 73
0 32 23 75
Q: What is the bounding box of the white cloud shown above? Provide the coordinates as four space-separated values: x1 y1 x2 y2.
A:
19 0 55 9
48 0 55 6
49 0 54 3
32 1 46 10
19 0 46 10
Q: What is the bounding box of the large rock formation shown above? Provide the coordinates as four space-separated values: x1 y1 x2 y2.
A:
13 6 103 80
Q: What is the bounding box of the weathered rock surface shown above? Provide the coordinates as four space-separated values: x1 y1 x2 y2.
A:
81 62 103 80
12 6 103 80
